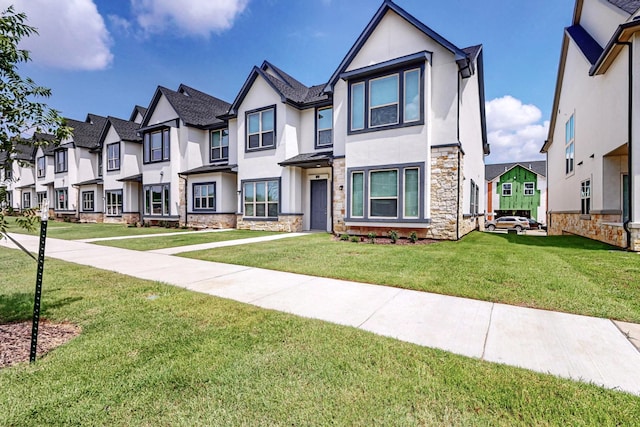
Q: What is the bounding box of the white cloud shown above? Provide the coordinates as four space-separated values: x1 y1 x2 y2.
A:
6 0 113 70
485 96 548 163
131 0 249 37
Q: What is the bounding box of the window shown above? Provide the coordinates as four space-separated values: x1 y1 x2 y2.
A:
470 180 479 215
82 191 94 211
565 115 575 175
193 183 215 210
4 190 12 208
502 183 512 196
55 188 68 210
22 192 31 209
107 143 120 171
106 190 123 216
243 180 279 218
210 129 229 162
97 152 103 177
349 66 422 132
55 150 67 173
524 182 535 196
581 179 591 215
143 184 170 216
348 164 422 221
37 192 46 208
143 128 170 163
316 107 333 147
37 156 46 178
3 167 11 181
246 106 275 150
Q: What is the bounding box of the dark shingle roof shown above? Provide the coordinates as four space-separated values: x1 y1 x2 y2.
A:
263 62 330 105
13 142 36 162
156 84 231 128
180 164 237 175
107 116 142 142
74 178 103 186
462 45 482 60
485 161 546 181
279 151 333 168
66 114 107 149
566 25 603 66
607 0 640 14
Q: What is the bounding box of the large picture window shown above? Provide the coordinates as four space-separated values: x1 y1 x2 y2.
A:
55 188 68 210
144 184 170 216
246 106 275 150
243 180 279 218
106 190 123 216
37 156 46 178
210 129 229 162
54 149 67 173
349 66 422 133
193 183 215 210
348 164 422 221
565 114 575 175
316 107 333 147
107 143 120 171
143 128 170 163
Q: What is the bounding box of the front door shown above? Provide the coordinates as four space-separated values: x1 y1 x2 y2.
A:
310 179 328 230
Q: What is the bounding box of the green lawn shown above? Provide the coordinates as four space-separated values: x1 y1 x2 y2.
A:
1 246 638 426
181 231 640 323
3 216 191 240
95 230 281 251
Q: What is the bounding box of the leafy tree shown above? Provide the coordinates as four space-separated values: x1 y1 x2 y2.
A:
0 6 71 235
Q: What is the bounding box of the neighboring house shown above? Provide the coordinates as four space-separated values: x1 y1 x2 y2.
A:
138 84 234 228
226 0 489 239
0 142 37 211
33 132 58 215
541 0 640 250
94 106 146 224
485 161 547 222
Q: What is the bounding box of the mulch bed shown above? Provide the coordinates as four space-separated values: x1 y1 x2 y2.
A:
333 236 438 245
0 320 80 368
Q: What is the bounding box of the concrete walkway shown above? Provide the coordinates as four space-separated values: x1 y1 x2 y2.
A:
2 233 640 396
148 232 309 254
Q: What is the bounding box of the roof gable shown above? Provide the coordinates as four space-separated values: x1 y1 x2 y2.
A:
607 0 640 14
65 114 107 150
485 161 546 181
97 116 142 148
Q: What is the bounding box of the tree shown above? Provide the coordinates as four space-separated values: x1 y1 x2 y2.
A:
0 6 71 235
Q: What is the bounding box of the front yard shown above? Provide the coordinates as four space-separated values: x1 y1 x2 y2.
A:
1 247 638 425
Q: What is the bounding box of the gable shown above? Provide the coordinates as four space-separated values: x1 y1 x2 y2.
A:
145 92 179 126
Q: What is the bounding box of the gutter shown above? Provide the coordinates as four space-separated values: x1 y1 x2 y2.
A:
617 41 633 249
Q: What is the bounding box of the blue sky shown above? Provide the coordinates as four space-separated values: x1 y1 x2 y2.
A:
4 0 575 163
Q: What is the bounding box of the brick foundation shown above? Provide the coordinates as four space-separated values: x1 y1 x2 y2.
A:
237 214 303 232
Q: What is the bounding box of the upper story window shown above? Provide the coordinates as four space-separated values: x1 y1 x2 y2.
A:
143 128 170 164
565 114 575 175
316 107 333 148
107 142 120 171
97 152 103 177
4 166 12 180
246 106 275 151
210 129 229 162
502 183 512 196
37 156 46 178
524 182 535 196
349 66 422 133
55 149 67 173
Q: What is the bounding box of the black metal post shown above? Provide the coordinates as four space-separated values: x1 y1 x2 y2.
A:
29 217 48 363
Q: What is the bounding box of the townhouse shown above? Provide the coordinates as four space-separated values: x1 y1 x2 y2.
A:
542 0 640 250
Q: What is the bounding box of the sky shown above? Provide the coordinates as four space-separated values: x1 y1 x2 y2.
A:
2 0 575 164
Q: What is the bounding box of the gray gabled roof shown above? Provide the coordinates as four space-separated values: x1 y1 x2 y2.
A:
66 114 107 149
607 0 640 14
102 116 142 144
485 161 546 181
33 133 57 156
142 84 231 129
130 105 147 122
13 141 37 162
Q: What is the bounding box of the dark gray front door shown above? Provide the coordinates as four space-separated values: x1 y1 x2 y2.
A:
310 179 328 230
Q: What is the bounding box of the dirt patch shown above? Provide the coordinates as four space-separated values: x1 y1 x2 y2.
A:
0 320 80 368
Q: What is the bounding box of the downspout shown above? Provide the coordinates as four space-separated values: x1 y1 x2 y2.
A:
618 41 633 249
456 73 461 240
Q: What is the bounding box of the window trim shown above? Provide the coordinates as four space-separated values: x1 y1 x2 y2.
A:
143 183 170 217
524 182 535 196
36 191 46 209
565 114 575 176
241 178 280 219
315 106 333 148
82 191 95 212
581 179 591 215
210 128 229 163
347 64 424 134
54 187 69 211
502 183 512 196
245 105 276 152
54 149 68 173
106 142 121 171
105 189 123 216
346 162 425 223
22 192 31 209
143 128 171 164
192 182 216 212
36 156 46 178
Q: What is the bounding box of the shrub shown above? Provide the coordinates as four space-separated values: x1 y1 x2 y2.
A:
367 232 376 244
409 231 418 243
350 235 360 243
339 234 350 241
388 230 399 244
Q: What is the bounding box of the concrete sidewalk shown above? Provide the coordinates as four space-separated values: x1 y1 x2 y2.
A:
3 233 640 395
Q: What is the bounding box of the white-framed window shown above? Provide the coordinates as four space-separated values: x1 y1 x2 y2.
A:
37 156 46 178
210 129 229 162
193 183 215 210
55 188 68 210
97 152 103 177
565 114 575 175
82 191 94 211
348 163 422 221
143 128 170 163
143 184 170 216
349 66 422 132
54 150 67 173
581 179 591 215
502 183 512 196
246 106 275 151
243 180 279 218
22 192 31 209
37 192 46 208
106 190 123 216
470 180 479 215
106 143 120 171
316 107 333 147
524 182 535 196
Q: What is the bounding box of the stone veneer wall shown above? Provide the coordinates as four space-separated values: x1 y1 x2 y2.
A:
78 213 103 223
103 213 140 225
236 214 303 232
187 213 236 229
178 177 186 226
332 157 346 234
548 212 627 248
429 145 467 240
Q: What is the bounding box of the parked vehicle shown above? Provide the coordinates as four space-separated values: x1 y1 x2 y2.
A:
520 217 547 230
485 216 531 232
